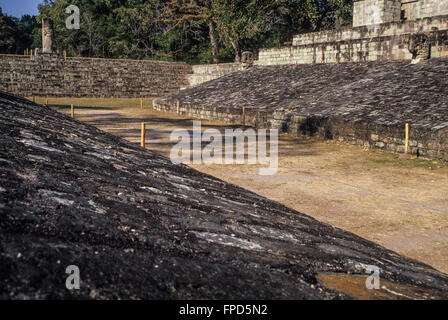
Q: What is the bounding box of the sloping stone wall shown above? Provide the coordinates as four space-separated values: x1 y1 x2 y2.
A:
3 90 448 299
154 58 448 161
257 15 448 65
0 54 192 98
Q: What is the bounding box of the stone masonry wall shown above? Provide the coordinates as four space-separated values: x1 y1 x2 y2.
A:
292 14 448 46
154 100 448 162
186 63 243 88
153 99 271 128
353 0 402 27
401 0 448 20
257 15 448 65
0 54 192 98
273 114 448 161
353 0 448 27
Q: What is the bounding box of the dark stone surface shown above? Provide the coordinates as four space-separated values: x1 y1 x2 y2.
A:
1 91 448 299
154 58 448 160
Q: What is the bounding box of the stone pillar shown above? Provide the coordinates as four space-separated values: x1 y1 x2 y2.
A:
42 18 54 54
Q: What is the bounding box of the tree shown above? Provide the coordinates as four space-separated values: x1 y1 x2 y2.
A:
114 1 166 59
0 8 19 53
317 0 353 30
212 0 290 62
17 0 353 62
0 9 37 54
212 0 352 62
159 0 220 63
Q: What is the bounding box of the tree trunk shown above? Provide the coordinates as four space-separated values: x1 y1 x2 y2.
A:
232 40 241 63
208 21 219 64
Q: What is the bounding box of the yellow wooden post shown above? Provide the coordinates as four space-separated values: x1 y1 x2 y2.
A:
71 104 74 118
30 49 33 60
405 123 409 154
141 123 146 148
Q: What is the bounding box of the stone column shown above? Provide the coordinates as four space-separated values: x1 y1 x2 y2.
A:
42 18 54 54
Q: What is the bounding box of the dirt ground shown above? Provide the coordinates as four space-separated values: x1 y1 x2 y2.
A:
44 97 448 274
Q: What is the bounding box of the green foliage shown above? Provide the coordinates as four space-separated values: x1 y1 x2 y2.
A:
0 0 353 62
0 8 37 54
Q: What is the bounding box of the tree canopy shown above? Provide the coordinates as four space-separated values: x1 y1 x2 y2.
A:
0 8 38 54
0 0 353 63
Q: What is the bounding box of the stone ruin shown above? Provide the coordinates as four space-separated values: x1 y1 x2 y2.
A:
34 18 55 56
2 90 448 299
241 51 254 69
353 0 448 27
153 0 448 161
41 18 54 54
258 0 448 65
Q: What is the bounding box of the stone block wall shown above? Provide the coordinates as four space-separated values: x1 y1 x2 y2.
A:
292 14 448 46
270 113 448 161
153 99 448 161
353 0 402 27
353 0 448 27
186 63 243 87
0 54 192 98
153 99 262 126
401 0 420 21
257 15 448 65
419 0 448 18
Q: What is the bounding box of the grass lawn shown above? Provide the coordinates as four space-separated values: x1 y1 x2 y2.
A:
26 96 153 110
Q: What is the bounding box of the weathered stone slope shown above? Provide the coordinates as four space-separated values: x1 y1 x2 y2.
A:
0 54 192 98
154 58 448 160
1 91 448 299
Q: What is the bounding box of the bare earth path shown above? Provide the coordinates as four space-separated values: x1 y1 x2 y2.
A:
46 97 448 274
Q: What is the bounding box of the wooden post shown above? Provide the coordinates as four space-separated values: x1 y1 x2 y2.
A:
63 50 67 61
45 97 48 105
242 107 246 126
141 122 146 148
405 123 409 154
177 100 180 114
70 104 74 118
30 49 33 60
140 97 143 110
